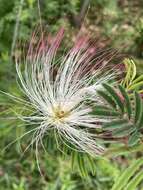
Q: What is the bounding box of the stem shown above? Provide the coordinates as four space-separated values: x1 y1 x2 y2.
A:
11 0 24 60
70 0 91 28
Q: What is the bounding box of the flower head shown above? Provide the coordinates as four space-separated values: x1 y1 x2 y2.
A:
15 28 119 156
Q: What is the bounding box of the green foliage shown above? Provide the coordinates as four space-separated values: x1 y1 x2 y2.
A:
71 151 97 177
121 58 143 94
0 0 143 189
0 0 80 54
97 83 143 147
111 158 143 190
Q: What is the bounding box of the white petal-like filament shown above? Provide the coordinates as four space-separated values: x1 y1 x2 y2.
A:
15 28 119 156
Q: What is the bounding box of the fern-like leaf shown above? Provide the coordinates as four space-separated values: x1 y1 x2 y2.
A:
97 83 143 145
111 158 143 190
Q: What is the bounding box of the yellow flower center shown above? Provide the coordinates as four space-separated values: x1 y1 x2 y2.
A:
53 106 70 122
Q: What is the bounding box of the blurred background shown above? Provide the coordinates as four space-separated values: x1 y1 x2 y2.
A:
0 0 143 189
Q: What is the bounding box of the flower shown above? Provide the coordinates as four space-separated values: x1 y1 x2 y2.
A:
15 28 119 156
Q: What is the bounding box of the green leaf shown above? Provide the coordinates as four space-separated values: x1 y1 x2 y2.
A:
128 81 143 90
128 131 140 146
93 108 120 117
137 111 143 129
97 90 116 108
129 59 137 82
103 119 128 129
134 91 142 124
71 151 77 170
111 158 143 190
126 170 143 190
119 85 132 119
132 74 143 84
112 124 135 137
122 59 136 87
77 154 88 177
103 83 124 113
86 155 96 175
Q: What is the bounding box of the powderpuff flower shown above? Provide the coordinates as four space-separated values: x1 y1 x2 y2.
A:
12 28 119 156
